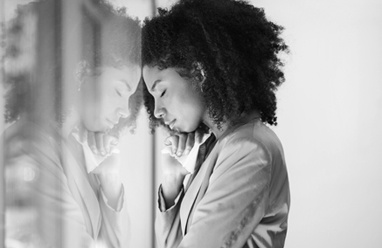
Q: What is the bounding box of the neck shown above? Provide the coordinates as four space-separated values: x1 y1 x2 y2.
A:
202 110 262 139
202 113 229 140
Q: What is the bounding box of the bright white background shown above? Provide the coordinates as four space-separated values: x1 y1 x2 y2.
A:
254 1 382 247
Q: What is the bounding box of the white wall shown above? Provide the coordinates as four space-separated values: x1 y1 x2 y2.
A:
254 0 382 247
119 110 154 248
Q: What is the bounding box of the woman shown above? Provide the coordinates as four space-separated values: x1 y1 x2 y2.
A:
142 0 290 247
3 1 141 247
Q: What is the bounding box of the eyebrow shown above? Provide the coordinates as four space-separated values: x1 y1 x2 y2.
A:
151 80 161 92
120 79 132 91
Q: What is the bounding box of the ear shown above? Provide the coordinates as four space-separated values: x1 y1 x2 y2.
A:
192 62 206 89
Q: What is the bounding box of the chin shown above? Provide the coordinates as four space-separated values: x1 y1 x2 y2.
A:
83 121 104 133
84 126 100 133
179 125 198 133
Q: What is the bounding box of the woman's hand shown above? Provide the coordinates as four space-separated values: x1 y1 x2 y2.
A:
162 130 204 158
160 130 203 208
161 130 203 174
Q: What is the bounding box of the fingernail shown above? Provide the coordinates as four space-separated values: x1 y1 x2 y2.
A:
169 150 175 157
176 151 182 157
101 150 106 156
92 149 98 155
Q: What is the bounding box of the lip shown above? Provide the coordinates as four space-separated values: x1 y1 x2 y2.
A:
165 119 176 130
107 119 118 128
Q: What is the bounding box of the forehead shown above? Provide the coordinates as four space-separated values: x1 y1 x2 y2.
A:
143 65 185 90
105 65 140 76
101 65 141 89
142 66 161 84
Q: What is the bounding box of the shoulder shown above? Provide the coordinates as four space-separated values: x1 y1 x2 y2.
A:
224 120 283 153
4 120 62 168
216 120 285 168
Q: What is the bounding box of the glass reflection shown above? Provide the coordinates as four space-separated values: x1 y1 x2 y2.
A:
2 0 147 247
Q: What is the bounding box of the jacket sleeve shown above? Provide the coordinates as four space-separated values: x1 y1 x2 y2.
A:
178 137 272 248
98 184 130 248
155 185 185 248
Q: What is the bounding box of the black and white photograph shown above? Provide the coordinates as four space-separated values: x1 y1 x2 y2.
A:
0 0 381 247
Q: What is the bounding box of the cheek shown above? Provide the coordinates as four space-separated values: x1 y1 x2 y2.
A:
81 84 102 112
81 92 106 121
80 109 101 132
184 89 204 111
178 94 205 121
98 89 118 111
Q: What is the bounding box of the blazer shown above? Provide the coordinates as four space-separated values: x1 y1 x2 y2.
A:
4 121 129 248
156 117 290 248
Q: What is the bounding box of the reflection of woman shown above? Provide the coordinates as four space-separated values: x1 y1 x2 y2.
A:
142 0 290 247
4 1 141 247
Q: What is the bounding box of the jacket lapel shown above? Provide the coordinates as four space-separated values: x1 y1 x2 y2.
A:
61 140 101 239
179 141 220 235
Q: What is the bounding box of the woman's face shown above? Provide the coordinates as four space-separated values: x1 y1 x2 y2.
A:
143 65 206 133
80 65 141 132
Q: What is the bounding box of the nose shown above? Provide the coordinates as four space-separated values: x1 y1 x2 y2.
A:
118 103 130 119
154 102 166 119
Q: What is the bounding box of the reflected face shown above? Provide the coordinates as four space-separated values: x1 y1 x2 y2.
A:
80 65 141 132
143 66 206 133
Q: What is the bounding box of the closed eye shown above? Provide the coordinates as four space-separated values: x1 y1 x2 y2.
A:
116 90 122 97
160 90 166 98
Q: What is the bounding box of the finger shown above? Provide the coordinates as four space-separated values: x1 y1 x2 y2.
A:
111 138 119 146
195 129 204 144
95 133 106 156
161 146 174 156
176 133 187 157
164 136 172 146
110 147 121 154
87 132 99 155
104 135 118 155
184 132 195 155
165 135 179 156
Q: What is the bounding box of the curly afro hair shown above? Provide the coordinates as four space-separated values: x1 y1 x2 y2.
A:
142 0 288 131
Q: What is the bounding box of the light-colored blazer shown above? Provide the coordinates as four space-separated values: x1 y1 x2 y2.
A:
5 122 129 248
156 118 290 248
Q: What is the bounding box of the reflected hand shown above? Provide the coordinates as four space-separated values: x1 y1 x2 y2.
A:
87 132 121 175
88 132 119 157
87 132 122 208
92 153 121 176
